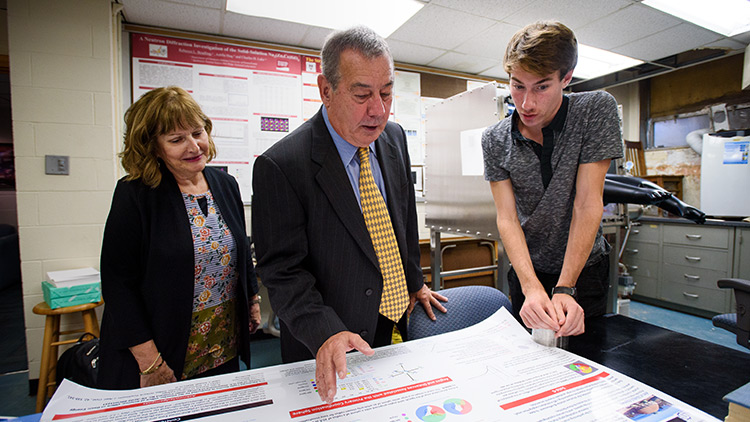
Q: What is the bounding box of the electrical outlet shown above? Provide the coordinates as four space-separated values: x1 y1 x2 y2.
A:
45 155 70 175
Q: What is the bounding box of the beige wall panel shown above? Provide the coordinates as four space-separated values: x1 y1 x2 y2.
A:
22 294 44 330
38 191 112 225
12 87 94 125
31 54 111 91
10 120 34 156
14 157 100 192
15 192 39 226
8 3 96 58
21 260 43 296
18 225 102 261
35 124 114 159
95 159 118 192
94 92 114 127
25 327 43 379
7 50 31 85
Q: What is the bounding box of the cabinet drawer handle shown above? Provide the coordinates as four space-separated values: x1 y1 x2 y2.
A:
685 234 702 240
632 229 640 234
683 274 700 281
682 292 699 299
684 255 701 262
630 265 639 271
626 248 639 254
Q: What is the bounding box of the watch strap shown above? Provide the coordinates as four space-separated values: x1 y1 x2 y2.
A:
551 286 577 298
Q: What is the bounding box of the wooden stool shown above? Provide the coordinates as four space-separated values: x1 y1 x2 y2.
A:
32 300 103 412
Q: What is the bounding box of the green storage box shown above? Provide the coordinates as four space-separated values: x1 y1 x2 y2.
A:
42 281 101 309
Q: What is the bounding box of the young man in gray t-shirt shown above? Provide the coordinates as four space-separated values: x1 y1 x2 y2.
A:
482 21 623 338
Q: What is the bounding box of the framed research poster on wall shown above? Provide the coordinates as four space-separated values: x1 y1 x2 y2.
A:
130 32 304 203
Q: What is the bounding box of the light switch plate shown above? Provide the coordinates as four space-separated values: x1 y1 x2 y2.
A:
45 155 69 175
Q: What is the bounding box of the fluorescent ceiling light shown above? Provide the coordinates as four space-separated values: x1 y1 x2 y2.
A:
226 0 424 38
642 0 750 37
574 44 643 80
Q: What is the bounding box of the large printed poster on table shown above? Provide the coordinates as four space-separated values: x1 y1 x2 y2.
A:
40 308 719 422
131 33 304 202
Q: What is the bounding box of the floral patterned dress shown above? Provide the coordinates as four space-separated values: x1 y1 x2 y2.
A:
181 190 238 379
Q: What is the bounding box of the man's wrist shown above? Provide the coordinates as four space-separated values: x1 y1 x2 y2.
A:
551 286 577 299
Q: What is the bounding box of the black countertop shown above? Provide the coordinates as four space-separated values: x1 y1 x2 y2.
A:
568 314 750 419
636 216 750 228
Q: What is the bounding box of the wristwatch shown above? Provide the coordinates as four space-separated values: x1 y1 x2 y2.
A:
250 295 262 305
551 286 577 299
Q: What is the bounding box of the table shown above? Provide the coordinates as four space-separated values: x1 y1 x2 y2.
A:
23 313 746 421
569 314 750 419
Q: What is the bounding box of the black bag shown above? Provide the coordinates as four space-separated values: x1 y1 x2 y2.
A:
56 333 99 388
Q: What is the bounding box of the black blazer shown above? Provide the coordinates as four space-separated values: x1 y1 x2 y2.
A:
98 166 258 389
252 109 423 363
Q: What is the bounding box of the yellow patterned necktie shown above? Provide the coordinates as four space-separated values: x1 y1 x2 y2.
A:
357 147 410 322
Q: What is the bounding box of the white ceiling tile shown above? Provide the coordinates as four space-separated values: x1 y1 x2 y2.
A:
222 13 310 48
429 0 532 21
387 40 446 66
169 0 223 8
501 0 632 30
701 37 747 54
298 27 335 51
121 0 222 35
574 3 683 50
389 4 496 50
478 63 509 80
731 31 750 45
427 52 501 74
612 23 723 61
117 0 744 84
453 23 521 59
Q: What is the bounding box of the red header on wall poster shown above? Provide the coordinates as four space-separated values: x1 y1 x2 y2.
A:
303 55 322 73
131 33 303 74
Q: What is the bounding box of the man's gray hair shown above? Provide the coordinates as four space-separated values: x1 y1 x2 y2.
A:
321 25 393 90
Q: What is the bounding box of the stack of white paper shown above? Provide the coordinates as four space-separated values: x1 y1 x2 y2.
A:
46 267 100 288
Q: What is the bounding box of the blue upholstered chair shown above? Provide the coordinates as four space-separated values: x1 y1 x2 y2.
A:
712 278 750 350
408 285 512 340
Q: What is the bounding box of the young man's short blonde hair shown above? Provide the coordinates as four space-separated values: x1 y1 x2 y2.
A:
503 20 578 80
121 86 216 188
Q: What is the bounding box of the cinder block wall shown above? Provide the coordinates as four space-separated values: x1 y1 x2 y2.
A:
8 0 118 379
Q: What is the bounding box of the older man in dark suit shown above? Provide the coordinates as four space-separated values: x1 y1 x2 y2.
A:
251 26 446 404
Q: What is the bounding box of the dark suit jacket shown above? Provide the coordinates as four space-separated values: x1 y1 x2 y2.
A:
252 109 423 363
98 166 258 389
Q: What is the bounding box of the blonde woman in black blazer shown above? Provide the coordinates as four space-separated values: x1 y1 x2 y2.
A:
99 86 260 389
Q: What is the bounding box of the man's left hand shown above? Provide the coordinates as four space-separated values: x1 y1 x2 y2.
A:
550 294 585 336
249 302 262 334
408 284 448 320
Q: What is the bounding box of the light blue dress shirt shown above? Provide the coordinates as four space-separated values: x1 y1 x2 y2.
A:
322 105 388 207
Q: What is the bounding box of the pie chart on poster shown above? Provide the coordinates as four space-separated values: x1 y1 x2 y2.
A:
444 398 473 414
415 405 446 422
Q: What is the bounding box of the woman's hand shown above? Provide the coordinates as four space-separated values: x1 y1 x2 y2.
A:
130 339 177 388
139 359 177 387
249 295 262 334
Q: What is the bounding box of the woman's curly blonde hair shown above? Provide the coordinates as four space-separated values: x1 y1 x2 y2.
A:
120 86 217 188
